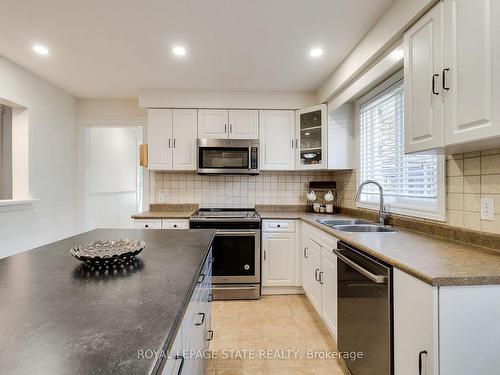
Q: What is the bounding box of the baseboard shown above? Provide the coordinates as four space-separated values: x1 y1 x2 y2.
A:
261 286 305 295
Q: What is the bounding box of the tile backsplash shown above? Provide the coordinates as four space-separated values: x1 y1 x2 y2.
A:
332 148 500 235
152 171 335 208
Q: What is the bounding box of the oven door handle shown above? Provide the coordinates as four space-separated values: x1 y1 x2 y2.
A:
215 231 257 236
334 250 387 284
211 286 257 290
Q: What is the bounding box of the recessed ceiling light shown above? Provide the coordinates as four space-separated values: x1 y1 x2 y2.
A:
33 44 49 56
172 46 187 56
309 48 323 58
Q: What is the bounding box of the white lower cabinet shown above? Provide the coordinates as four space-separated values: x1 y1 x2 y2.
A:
262 232 295 287
301 223 338 339
162 251 212 375
133 219 189 229
261 220 299 289
394 268 438 375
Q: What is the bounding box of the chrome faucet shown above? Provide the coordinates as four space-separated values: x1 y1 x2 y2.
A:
355 180 387 225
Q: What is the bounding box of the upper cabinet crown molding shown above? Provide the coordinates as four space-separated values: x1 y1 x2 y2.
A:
404 0 500 154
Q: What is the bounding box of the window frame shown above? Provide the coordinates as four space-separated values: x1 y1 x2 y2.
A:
354 70 446 222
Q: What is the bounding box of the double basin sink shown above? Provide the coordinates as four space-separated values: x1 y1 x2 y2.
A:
317 218 397 233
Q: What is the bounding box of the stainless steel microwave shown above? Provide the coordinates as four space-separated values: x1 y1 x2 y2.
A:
197 138 259 175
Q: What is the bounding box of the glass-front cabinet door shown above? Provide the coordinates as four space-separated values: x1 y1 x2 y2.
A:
295 104 327 169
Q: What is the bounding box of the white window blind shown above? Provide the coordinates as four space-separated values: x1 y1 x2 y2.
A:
358 78 443 218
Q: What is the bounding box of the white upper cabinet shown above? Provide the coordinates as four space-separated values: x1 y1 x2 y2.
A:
404 0 500 154
444 0 500 149
198 109 228 139
198 109 258 139
172 109 197 170
259 110 295 170
296 104 327 169
148 109 173 170
148 108 197 171
228 110 259 139
404 2 445 153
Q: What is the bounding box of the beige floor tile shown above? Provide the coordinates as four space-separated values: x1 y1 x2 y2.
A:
216 369 266 375
205 369 216 375
266 368 319 375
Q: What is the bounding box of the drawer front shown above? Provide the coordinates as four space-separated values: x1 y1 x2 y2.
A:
262 219 296 232
162 220 190 230
134 219 162 229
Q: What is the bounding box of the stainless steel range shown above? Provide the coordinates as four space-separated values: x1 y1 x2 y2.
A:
189 208 261 300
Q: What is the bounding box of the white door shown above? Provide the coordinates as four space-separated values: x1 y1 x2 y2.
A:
306 238 322 314
302 236 313 293
404 2 445 153
262 232 295 287
394 269 437 375
197 109 228 139
85 126 143 230
444 0 500 146
148 109 172 169
172 109 197 170
228 110 259 139
295 104 327 169
320 248 337 339
259 110 295 170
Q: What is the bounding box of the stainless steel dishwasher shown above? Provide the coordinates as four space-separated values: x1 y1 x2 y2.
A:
334 241 393 375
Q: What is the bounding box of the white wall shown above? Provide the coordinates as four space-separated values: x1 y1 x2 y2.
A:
317 0 437 102
0 57 79 258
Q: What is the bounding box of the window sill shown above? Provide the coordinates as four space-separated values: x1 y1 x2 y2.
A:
0 199 39 211
356 202 446 222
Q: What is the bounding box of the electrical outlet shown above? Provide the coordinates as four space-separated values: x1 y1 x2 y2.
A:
158 193 166 203
481 198 495 221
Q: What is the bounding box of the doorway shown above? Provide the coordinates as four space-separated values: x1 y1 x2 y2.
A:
84 126 143 230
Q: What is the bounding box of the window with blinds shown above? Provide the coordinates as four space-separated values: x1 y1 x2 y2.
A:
358 76 444 219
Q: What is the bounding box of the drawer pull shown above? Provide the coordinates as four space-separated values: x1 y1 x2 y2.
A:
304 247 309 258
195 312 206 326
206 330 214 341
208 293 214 302
145 224 149 228
174 355 184 375
315 268 320 282
419 350 427 375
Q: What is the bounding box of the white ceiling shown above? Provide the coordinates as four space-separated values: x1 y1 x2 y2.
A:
0 0 394 98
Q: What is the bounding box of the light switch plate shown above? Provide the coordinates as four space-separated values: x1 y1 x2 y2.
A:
158 193 166 203
481 198 495 221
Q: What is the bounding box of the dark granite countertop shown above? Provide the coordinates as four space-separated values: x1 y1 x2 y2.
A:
0 228 215 375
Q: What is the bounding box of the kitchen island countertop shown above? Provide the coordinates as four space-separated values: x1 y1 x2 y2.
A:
0 228 215 375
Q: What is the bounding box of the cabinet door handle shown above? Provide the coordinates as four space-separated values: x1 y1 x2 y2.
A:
230 124 233 133
295 139 299 148
432 74 439 95
173 138 176 148
224 124 227 133
442 68 450 90
174 355 185 375
303 247 309 258
197 273 205 284
195 312 206 326
168 138 171 148
263 250 267 261
319 271 324 284
208 293 214 302
419 350 428 375
315 268 320 281
206 330 214 341
291 139 294 148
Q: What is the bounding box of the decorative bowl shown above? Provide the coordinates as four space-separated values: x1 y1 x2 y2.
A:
70 239 145 265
